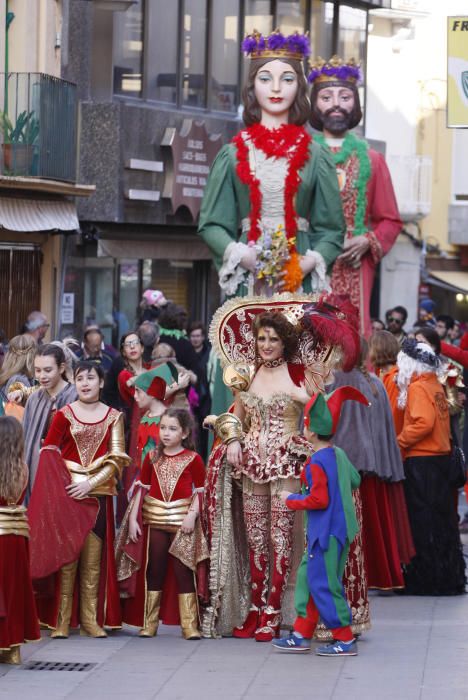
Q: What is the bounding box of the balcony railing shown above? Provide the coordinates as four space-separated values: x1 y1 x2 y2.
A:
0 73 77 183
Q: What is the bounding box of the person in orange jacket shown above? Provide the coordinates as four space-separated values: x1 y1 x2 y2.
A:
395 338 465 595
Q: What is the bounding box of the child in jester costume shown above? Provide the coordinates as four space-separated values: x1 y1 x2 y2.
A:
133 363 180 470
273 386 369 656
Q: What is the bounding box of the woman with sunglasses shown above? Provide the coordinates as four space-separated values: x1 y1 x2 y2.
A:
117 331 151 520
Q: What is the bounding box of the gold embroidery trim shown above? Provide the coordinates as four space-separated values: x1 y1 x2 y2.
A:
151 452 194 502
63 405 118 467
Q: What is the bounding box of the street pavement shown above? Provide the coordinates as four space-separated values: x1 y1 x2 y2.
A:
1 589 468 700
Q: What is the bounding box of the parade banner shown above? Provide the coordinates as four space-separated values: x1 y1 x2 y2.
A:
447 17 468 128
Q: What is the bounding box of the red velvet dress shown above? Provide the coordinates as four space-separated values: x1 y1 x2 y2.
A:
29 406 123 630
0 495 41 650
119 449 205 627
380 367 416 567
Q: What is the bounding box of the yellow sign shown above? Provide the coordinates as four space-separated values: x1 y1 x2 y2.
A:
447 17 468 128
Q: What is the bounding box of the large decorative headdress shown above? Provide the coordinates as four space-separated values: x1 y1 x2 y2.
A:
209 292 360 394
308 56 363 87
300 293 360 372
242 29 311 61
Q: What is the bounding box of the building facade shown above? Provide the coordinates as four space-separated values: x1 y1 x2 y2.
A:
61 0 390 345
0 0 94 340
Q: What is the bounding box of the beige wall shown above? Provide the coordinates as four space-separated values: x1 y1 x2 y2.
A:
367 2 461 253
5 0 62 76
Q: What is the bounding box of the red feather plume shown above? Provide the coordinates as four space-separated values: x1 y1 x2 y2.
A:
301 293 360 372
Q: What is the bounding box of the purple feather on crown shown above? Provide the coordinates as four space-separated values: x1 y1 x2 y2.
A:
287 34 311 58
308 57 363 85
242 36 258 54
242 30 310 59
267 32 287 50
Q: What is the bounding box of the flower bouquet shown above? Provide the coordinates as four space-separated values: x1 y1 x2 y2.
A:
250 224 302 296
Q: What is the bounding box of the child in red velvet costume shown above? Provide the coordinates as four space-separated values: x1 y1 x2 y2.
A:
117 408 208 639
0 416 40 664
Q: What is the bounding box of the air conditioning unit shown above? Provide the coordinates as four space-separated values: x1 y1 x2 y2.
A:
387 155 432 222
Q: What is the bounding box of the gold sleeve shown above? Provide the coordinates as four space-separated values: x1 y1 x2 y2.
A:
214 413 244 445
88 463 117 491
109 413 127 455
108 413 131 478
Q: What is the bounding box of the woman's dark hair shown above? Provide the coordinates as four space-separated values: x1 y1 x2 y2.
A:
157 408 196 456
158 303 188 331
35 343 68 380
253 312 299 361
74 360 105 382
368 330 400 370
309 83 362 132
242 57 310 127
415 326 441 355
119 330 144 359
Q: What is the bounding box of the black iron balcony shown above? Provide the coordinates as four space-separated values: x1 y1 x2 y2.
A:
0 73 77 183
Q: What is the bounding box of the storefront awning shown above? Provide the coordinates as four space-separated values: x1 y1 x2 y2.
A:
0 196 79 232
97 237 211 261
427 270 468 293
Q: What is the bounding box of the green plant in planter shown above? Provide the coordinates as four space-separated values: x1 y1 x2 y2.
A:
0 110 40 174
0 110 40 144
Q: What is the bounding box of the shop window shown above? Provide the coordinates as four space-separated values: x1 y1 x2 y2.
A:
144 259 194 316
83 264 115 346
117 259 139 338
210 0 240 113
338 5 367 66
277 0 306 34
113 0 144 97
310 1 334 58
146 2 179 104
182 0 208 109
244 1 273 37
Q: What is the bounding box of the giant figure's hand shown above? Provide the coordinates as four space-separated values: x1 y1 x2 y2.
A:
337 235 370 266
240 247 257 273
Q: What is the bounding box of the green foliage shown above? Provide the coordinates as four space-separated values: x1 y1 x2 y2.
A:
0 110 40 145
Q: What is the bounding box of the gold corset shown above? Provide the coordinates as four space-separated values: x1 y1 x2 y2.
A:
142 495 192 533
238 391 304 483
0 505 29 538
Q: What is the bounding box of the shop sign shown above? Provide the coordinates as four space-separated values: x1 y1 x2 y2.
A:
162 120 222 220
61 292 75 324
447 17 468 128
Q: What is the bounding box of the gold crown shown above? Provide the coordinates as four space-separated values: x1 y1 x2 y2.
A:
243 29 310 62
308 56 362 85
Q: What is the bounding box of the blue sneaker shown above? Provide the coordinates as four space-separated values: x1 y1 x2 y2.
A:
272 632 311 653
315 639 357 656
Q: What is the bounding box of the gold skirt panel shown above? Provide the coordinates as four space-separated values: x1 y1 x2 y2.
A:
142 495 191 533
0 505 29 538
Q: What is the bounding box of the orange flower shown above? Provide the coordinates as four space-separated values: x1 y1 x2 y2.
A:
282 251 302 292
